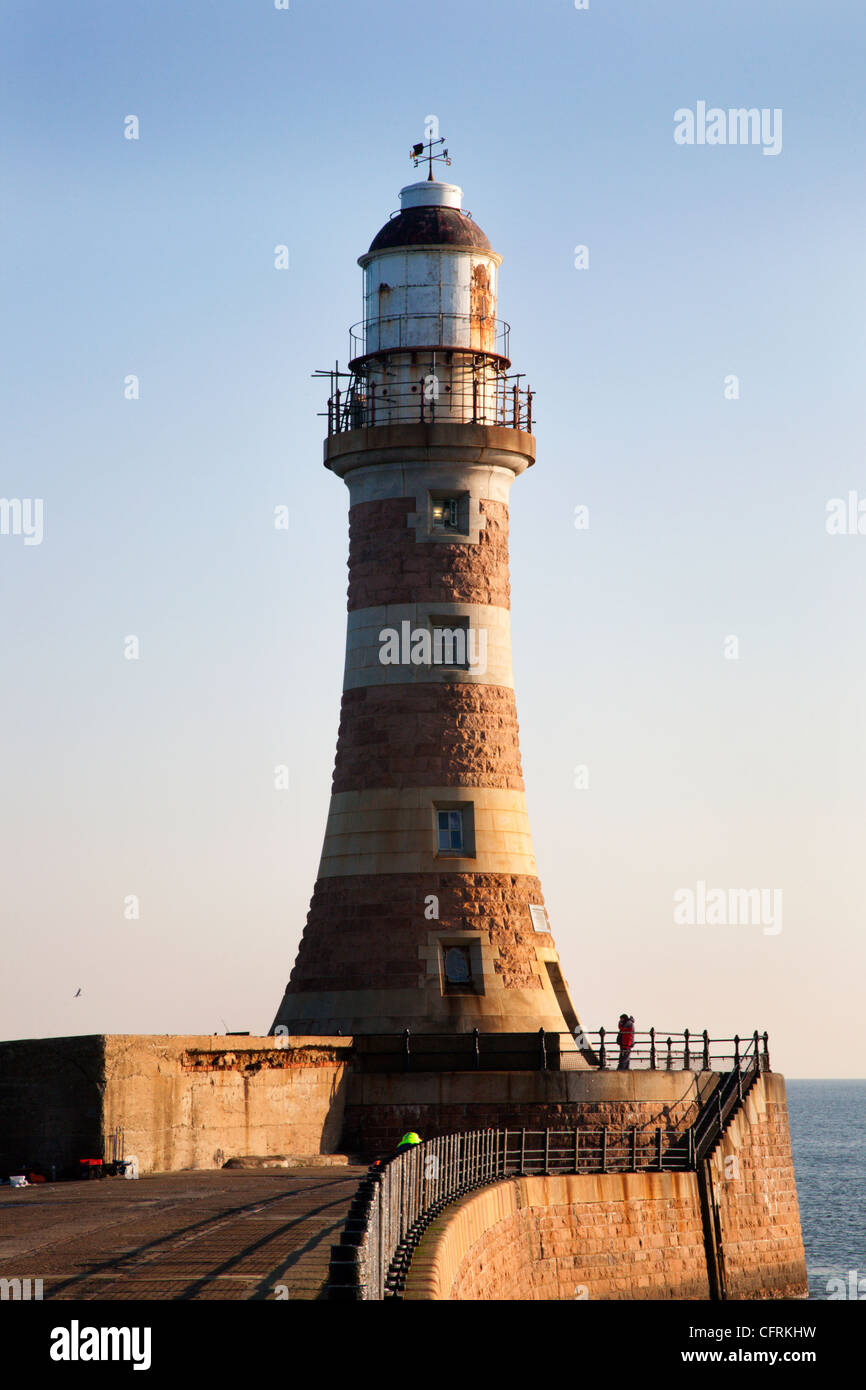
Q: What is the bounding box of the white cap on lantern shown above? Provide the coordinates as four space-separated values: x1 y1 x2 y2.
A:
399 180 464 210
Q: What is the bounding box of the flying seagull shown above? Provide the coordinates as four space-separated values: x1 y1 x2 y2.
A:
73 988 82 998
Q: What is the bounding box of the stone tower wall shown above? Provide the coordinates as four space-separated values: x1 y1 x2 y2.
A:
272 425 581 1036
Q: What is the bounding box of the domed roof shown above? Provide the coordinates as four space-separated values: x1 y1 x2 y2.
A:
367 204 492 254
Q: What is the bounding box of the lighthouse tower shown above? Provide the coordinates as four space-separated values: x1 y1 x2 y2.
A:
272 141 581 1037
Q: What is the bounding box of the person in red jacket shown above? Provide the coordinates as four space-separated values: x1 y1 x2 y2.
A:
616 1013 635 1070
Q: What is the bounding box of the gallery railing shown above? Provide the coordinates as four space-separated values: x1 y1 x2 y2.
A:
315 362 534 434
328 1033 766 1300
349 312 512 363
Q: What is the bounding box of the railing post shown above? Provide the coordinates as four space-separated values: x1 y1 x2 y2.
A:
370 383 375 427
574 1128 580 1172
418 377 425 422
402 1028 410 1072
544 1129 550 1174
520 1128 526 1174
527 390 533 432
666 1036 672 1070
598 1026 606 1069
656 1127 662 1171
762 1031 771 1072
734 1034 740 1070
539 1027 547 1071
649 1026 656 1070
473 1028 480 1070
602 1126 608 1173
688 1127 695 1169
630 1126 637 1169
703 1030 710 1071
683 1028 691 1071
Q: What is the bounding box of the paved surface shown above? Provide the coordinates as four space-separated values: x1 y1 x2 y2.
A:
0 1168 367 1300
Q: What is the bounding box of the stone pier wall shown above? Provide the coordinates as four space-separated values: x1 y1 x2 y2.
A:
709 1073 807 1299
401 1073 807 1300
404 1172 710 1300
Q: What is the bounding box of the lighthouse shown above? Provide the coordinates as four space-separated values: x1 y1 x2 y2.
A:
272 139 582 1038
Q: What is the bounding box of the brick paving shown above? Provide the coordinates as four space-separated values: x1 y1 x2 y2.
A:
0 1167 367 1300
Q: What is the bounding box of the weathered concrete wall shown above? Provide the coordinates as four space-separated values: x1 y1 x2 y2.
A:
102 1036 352 1174
708 1073 807 1299
402 1073 807 1301
0 1035 353 1177
405 1172 710 1300
342 1068 716 1156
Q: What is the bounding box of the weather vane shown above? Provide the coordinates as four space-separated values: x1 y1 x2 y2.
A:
410 133 451 181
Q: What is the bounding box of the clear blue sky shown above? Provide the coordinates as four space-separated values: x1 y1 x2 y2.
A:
2 1 864 1076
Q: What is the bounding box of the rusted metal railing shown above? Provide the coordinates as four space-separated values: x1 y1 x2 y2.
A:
315 361 534 434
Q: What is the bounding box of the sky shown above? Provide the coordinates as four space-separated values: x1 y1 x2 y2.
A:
1 1 864 1077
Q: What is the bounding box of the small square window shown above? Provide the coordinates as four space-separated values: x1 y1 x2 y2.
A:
441 943 476 994
429 492 469 534
437 809 464 852
432 497 460 529
434 801 475 857
444 946 471 984
529 904 549 933
435 934 484 997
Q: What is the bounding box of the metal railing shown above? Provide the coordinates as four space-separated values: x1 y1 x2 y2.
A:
349 313 511 363
329 1127 690 1301
328 1032 767 1300
571 1028 771 1074
352 1028 771 1075
693 1035 762 1162
315 361 534 435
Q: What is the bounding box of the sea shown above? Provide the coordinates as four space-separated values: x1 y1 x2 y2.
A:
786 1080 866 1300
